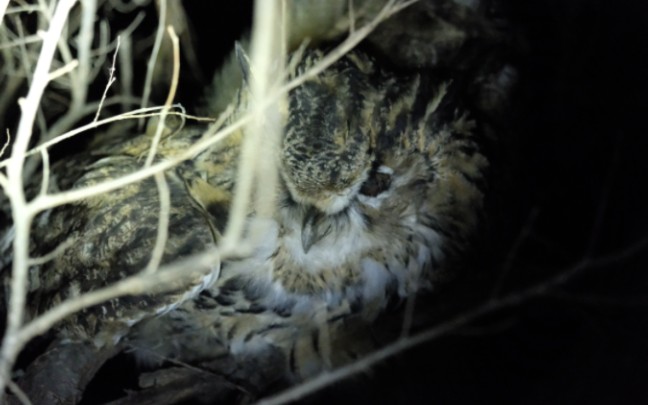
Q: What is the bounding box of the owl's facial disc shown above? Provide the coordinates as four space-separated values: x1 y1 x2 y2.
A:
279 139 371 252
285 172 368 215
281 49 379 249
280 123 373 216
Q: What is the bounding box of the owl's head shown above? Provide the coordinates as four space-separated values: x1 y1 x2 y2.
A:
280 51 377 216
280 120 373 215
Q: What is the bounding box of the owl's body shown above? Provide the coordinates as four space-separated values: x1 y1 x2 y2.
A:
127 48 488 378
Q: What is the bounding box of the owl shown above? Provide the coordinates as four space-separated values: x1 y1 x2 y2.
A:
0 1 514 402
126 46 493 392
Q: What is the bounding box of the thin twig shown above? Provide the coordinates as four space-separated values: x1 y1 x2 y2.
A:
129 346 253 396
491 207 540 298
348 0 356 34
27 237 76 266
144 172 171 274
0 0 12 26
88 18 110 80
4 5 43 16
13 17 49 140
278 0 417 97
0 33 42 50
550 291 648 308
46 59 79 81
221 0 286 250
0 0 79 398
586 135 623 256
144 26 179 167
71 0 96 112
139 0 166 124
94 35 121 122
143 26 180 274
16 246 223 347
26 109 249 213
6 379 32 405
0 106 179 169
0 129 10 158
37 147 50 196
0 172 9 193
118 30 134 112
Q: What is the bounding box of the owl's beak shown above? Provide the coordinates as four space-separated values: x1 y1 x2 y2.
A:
301 207 331 253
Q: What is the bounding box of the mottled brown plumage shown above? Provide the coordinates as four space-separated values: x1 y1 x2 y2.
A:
129 47 491 380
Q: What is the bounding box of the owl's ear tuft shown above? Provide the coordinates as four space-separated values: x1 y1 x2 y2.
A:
235 41 252 87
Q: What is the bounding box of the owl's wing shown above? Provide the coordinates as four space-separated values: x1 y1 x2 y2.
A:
1 131 228 343
54 162 215 332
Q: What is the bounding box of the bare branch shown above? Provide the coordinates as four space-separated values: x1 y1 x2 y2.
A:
16 247 223 348
221 0 286 250
73 0 97 110
491 207 540 298
6 379 32 405
46 59 79 81
37 147 50 196
26 109 248 213
139 0 166 119
27 237 76 266
143 26 181 274
0 33 42 50
94 35 121 122
0 106 182 170
0 0 80 397
279 0 417 94
144 26 179 167
0 129 9 158
118 31 134 112
0 0 10 26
